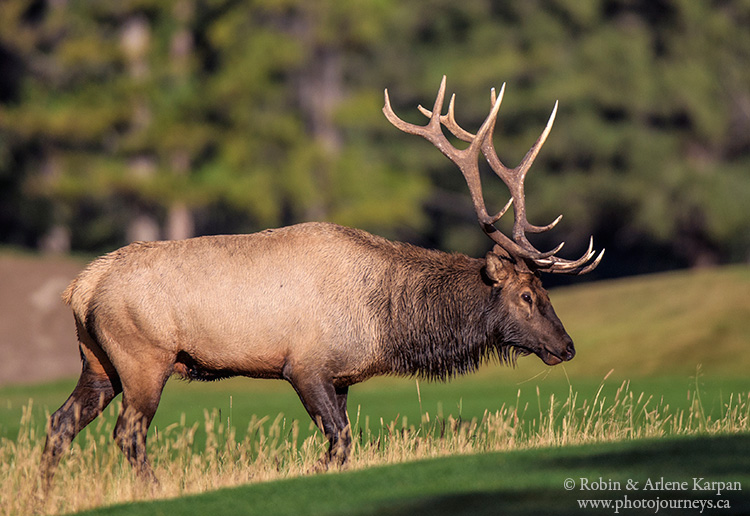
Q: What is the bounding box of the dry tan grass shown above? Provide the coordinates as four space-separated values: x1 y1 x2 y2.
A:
2 378 748 516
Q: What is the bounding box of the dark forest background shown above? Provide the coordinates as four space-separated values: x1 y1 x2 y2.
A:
1 0 749 282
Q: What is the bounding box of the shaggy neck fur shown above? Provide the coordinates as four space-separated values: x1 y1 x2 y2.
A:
371 247 521 381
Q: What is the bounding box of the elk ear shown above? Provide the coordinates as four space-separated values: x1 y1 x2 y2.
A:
484 247 514 285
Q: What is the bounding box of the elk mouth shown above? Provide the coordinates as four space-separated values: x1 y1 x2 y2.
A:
503 344 572 366
539 350 563 366
536 344 575 366
505 343 564 366
504 343 561 365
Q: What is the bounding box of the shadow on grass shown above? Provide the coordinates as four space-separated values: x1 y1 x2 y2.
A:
74 434 750 516
370 434 750 516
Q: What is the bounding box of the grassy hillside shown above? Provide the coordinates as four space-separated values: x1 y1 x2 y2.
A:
550 265 750 378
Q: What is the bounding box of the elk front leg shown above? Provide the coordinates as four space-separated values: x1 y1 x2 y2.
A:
327 385 351 465
113 361 170 484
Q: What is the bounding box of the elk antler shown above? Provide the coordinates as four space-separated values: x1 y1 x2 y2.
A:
383 76 603 274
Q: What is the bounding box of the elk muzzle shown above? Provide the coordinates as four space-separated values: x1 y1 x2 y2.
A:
537 334 575 366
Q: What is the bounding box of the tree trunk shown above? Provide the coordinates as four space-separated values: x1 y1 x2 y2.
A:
298 46 344 155
164 0 196 241
292 8 345 222
39 224 71 254
166 202 194 241
126 210 160 243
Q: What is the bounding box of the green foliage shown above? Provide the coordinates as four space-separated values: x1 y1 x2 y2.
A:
0 0 427 246
0 0 748 269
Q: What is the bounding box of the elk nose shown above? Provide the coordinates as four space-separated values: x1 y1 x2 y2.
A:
562 338 576 361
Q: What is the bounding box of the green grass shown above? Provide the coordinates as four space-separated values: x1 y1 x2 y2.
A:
4 376 745 516
72 434 750 516
2 361 747 451
3 361 748 515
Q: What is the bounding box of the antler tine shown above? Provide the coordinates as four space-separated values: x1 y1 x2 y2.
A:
492 100 604 273
385 76 495 223
386 77 560 259
384 76 506 229
417 85 513 224
514 102 562 233
535 235 605 272
383 76 447 141
418 92 479 142
539 247 606 275
426 84 563 246
477 96 566 257
417 84 507 147
384 76 603 275
535 236 592 266
517 101 557 178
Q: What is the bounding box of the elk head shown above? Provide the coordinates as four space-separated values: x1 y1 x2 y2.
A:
383 76 604 365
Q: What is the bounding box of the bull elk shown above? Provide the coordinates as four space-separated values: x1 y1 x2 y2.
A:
40 76 602 488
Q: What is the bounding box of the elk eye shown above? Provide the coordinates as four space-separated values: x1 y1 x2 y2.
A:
521 292 533 306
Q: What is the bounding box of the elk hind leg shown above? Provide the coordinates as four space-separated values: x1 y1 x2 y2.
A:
40 337 121 492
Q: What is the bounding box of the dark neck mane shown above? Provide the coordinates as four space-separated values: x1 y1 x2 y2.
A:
372 247 517 381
